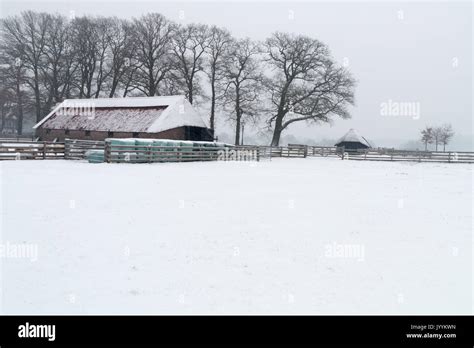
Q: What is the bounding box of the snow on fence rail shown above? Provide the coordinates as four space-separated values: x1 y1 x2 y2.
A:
0 141 64 160
342 148 474 163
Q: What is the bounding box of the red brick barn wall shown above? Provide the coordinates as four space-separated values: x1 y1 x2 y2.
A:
36 126 186 142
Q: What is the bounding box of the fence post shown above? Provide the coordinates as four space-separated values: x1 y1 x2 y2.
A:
448 152 451 163
104 142 110 163
147 145 152 163
364 148 367 160
391 148 394 161
303 145 308 158
64 139 68 159
42 141 46 159
341 146 345 160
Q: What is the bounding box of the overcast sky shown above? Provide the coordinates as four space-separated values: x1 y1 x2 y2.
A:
1 0 472 148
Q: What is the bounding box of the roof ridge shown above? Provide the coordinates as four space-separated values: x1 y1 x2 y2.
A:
62 95 185 102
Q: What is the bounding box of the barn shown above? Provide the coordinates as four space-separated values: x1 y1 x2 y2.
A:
33 95 214 142
334 128 372 150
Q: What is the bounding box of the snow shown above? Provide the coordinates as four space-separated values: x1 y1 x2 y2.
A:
0 158 472 314
61 95 185 108
147 96 207 133
0 144 41 147
335 128 372 147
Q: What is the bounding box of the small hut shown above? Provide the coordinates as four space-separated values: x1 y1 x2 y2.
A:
335 129 372 150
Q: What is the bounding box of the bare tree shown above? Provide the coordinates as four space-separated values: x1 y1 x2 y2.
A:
71 16 98 98
0 87 13 133
222 39 264 145
93 17 114 98
42 14 76 109
264 32 356 146
107 18 135 97
132 13 175 96
120 63 140 97
432 126 444 151
0 33 31 134
0 62 31 135
439 124 455 151
1 11 51 122
171 23 209 104
420 126 434 151
205 25 232 130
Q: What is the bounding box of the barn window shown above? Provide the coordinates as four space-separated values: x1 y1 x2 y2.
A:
108 131 114 137
65 129 70 135
85 130 91 136
133 132 139 138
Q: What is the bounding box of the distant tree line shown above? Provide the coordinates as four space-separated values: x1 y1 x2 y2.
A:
420 124 454 151
0 11 356 145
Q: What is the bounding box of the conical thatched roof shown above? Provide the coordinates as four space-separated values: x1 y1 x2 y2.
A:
335 129 372 147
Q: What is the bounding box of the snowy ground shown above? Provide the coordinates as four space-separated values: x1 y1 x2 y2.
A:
0 157 472 314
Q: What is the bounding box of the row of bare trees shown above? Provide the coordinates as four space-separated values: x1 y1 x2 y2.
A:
0 11 356 145
420 124 455 151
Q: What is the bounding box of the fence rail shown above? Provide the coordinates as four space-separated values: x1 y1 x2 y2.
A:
0 141 64 160
0 136 36 142
104 143 260 163
247 145 340 159
64 138 105 160
342 148 474 163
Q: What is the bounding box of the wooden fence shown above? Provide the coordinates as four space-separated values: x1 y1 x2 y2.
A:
342 148 474 164
249 145 340 159
64 138 105 160
104 143 260 163
1 138 473 164
307 146 341 158
0 135 36 142
0 140 64 160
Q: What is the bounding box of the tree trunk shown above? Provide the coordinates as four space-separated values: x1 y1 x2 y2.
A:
109 76 119 98
1 105 5 132
188 83 194 104
209 72 216 130
16 72 24 135
271 82 291 147
33 67 42 122
271 128 282 146
271 114 284 146
234 87 241 145
148 68 155 96
235 114 241 146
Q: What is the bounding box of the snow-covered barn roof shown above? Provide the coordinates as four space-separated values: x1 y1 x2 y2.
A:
33 95 208 133
335 128 373 147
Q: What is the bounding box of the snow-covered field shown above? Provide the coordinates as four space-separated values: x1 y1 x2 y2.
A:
0 158 472 314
